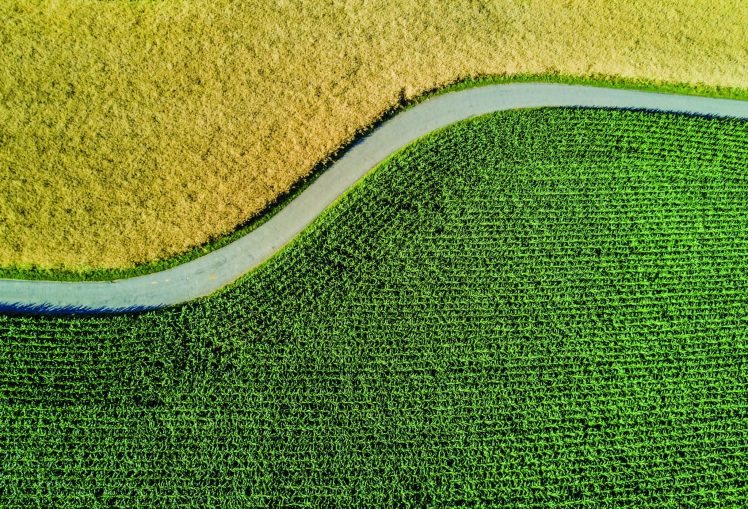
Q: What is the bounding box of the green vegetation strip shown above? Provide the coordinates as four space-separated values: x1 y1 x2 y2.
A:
2 74 746 282
2 108 748 506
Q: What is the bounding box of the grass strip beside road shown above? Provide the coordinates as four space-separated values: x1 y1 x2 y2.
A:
2 76 748 282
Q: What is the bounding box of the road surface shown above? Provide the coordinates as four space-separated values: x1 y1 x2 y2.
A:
3 83 748 313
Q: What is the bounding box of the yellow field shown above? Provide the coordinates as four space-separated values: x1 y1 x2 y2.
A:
1 0 746 271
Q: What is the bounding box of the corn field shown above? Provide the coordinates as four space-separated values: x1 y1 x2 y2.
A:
2 108 748 506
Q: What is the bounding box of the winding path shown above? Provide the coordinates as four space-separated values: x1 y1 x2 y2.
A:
3 83 748 314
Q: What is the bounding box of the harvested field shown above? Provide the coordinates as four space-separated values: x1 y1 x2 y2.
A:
1 0 747 271
2 108 748 506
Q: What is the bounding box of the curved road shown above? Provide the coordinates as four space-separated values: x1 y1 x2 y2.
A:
3 83 748 314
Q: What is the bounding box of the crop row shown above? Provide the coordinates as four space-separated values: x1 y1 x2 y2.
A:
2 108 748 507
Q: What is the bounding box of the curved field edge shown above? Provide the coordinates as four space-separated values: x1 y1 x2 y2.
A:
2 108 748 506
4 98 747 315
2 74 748 282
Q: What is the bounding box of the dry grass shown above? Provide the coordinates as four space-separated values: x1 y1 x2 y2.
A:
1 0 747 271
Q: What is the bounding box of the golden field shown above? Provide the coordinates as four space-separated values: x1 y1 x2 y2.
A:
1 0 747 271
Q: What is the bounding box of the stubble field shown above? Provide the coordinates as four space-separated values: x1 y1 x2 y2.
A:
1 0 747 271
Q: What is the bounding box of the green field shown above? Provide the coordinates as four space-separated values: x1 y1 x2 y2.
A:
2 108 748 506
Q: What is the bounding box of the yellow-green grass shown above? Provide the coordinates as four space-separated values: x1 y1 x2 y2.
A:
1 0 747 273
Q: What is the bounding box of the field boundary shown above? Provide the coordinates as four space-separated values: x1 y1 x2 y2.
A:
5 74 748 283
3 83 748 314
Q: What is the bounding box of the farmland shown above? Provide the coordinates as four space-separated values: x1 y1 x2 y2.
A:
2 107 748 506
2 0 748 272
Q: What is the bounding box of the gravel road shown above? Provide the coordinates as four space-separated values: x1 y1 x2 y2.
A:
3 83 748 313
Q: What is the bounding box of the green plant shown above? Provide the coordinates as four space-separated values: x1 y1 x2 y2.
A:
2 108 748 506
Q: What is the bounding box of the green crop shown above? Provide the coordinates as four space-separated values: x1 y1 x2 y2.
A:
2 108 748 507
